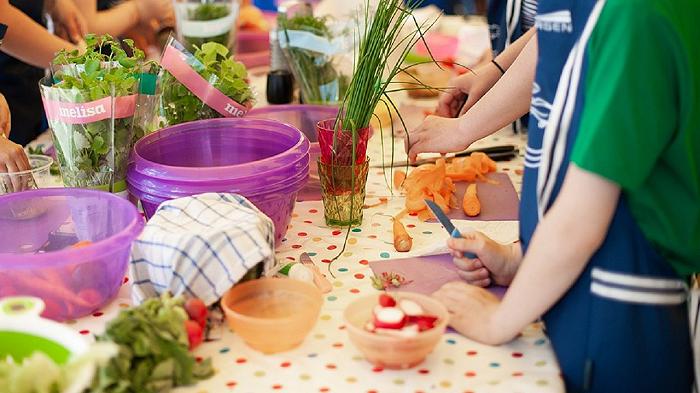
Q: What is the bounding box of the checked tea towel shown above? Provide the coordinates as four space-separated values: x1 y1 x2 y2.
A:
130 193 277 306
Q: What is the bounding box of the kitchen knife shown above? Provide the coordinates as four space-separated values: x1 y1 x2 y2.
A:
372 145 518 168
300 252 333 293
424 199 477 259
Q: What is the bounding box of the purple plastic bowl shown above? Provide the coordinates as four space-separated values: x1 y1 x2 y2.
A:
129 161 309 201
0 189 144 321
130 118 309 182
134 172 308 245
127 154 310 198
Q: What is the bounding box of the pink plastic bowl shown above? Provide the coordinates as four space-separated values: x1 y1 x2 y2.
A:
0 189 144 321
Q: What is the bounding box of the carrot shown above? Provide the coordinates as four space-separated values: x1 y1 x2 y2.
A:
462 183 481 217
417 209 433 222
392 217 412 252
364 197 389 209
71 240 93 249
13 272 93 309
433 192 449 213
393 170 406 190
406 195 427 213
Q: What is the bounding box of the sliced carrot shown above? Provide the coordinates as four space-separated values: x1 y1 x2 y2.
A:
406 194 427 213
417 209 433 222
393 170 406 190
433 192 449 214
463 183 481 217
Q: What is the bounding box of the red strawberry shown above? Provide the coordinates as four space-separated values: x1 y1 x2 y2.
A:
184 319 203 350
378 293 396 308
184 298 208 329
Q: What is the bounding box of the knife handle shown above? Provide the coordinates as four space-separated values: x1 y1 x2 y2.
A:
309 265 333 293
451 228 477 259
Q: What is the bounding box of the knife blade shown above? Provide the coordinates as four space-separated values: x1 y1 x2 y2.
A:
424 199 477 259
371 145 518 168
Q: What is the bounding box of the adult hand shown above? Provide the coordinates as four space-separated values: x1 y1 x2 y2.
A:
135 0 175 30
49 0 88 43
0 93 10 137
405 115 469 162
432 281 503 345
435 63 502 118
0 135 31 192
447 230 521 287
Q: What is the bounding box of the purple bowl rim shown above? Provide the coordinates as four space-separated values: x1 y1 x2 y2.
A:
129 164 310 200
0 188 144 267
128 152 310 188
132 118 309 180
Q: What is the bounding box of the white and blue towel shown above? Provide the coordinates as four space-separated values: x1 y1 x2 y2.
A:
129 193 277 306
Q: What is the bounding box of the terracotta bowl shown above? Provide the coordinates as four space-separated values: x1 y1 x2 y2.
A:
344 291 449 369
222 277 323 354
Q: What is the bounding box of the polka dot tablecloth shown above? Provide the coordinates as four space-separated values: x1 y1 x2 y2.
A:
64 122 563 392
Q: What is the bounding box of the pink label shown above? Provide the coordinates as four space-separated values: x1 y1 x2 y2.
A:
43 95 137 124
160 44 249 118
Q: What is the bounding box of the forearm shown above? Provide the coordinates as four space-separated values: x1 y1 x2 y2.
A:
457 34 537 140
0 3 75 68
486 166 620 344
494 27 536 70
73 0 139 36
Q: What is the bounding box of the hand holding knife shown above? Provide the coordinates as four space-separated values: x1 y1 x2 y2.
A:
424 199 477 259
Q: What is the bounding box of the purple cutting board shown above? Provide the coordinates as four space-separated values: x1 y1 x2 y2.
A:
368 253 507 299
427 172 519 222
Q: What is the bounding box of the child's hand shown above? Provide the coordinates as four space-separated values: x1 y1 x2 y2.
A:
432 281 504 345
48 0 88 44
0 135 31 192
0 93 10 136
447 230 521 287
405 115 469 162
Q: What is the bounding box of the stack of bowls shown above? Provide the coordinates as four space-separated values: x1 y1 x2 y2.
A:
247 105 339 202
127 118 309 245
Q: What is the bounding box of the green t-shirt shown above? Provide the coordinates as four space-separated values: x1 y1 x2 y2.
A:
572 0 700 277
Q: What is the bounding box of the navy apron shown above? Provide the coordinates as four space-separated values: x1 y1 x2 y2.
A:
521 1 693 392
488 0 529 132
488 0 525 56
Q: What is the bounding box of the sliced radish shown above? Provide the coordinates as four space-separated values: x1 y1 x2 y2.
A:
400 324 420 337
409 315 439 331
399 299 424 316
373 307 406 329
378 293 397 307
376 324 419 338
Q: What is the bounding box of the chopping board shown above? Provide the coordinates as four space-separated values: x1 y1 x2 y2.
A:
428 172 519 222
368 253 507 299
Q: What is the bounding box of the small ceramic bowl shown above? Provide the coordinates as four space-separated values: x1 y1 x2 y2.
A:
344 292 449 369
221 277 323 354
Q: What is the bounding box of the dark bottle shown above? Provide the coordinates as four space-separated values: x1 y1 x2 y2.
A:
266 29 294 104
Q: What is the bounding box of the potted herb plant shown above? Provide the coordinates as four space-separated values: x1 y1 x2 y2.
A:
158 38 254 126
317 0 439 227
173 0 240 51
278 13 351 105
39 34 144 195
